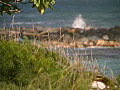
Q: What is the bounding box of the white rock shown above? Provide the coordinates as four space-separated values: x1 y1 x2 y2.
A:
91 81 106 89
103 35 109 40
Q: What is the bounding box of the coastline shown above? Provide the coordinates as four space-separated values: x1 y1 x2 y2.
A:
1 26 120 48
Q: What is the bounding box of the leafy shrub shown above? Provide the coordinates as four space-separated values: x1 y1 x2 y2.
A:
1 40 114 90
0 40 68 86
117 74 120 86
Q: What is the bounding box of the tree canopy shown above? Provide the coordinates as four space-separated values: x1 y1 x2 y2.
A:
0 0 55 15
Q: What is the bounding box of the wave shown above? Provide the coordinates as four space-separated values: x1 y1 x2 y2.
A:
72 14 86 29
12 22 43 25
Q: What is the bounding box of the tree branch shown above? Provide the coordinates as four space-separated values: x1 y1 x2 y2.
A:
0 1 12 6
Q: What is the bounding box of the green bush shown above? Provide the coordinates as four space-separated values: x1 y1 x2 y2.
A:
0 40 92 90
117 74 120 86
1 40 116 90
0 40 68 86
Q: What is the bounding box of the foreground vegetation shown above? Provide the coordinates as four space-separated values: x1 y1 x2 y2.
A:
0 40 119 90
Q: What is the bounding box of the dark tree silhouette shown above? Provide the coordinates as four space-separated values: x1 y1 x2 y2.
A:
0 0 55 15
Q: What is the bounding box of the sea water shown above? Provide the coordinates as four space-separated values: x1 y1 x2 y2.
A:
0 0 120 28
64 48 120 76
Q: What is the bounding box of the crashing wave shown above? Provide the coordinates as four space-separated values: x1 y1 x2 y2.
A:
72 14 86 29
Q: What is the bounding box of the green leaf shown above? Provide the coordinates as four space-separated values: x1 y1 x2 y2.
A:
0 0 56 15
41 8 45 14
51 0 55 5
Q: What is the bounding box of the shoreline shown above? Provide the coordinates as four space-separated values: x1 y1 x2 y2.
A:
40 41 120 48
1 26 120 48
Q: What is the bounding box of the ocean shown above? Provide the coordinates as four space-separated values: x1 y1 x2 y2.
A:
64 48 120 76
0 0 120 28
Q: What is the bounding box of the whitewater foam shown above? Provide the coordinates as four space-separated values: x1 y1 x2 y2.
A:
12 22 43 25
72 14 86 29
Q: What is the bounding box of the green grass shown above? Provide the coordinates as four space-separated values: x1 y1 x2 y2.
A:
0 40 118 90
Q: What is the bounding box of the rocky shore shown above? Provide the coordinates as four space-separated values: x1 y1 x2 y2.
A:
1 26 120 48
